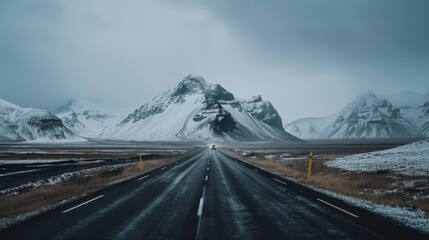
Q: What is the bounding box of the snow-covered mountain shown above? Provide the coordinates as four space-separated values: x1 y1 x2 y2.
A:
0 98 79 142
285 91 420 139
55 99 126 138
382 91 429 137
284 115 337 139
102 75 300 142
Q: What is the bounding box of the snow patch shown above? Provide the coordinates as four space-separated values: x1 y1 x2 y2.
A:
326 139 429 176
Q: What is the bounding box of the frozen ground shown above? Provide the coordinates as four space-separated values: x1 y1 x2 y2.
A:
326 139 429 176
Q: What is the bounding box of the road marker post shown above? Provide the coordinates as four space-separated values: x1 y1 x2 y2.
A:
307 151 313 184
140 156 144 172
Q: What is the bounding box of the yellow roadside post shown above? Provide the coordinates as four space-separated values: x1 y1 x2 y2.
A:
307 151 313 184
140 155 144 172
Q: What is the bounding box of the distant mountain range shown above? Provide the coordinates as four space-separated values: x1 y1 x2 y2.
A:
55 99 126 138
1 77 427 142
0 75 299 142
285 91 429 139
0 99 79 142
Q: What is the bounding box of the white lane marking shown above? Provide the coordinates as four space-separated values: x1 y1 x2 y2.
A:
195 185 207 239
273 178 287 185
205 176 208 181
161 167 167 170
137 175 149 181
197 185 206 217
253 169 258 172
207 167 209 171
317 198 359 218
197 198 204 216
62 195 104 213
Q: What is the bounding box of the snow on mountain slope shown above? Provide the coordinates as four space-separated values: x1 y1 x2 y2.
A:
55 99 126 138
382 91 429 137
102 75 301 142
312 91 418 139
0 98 80 142
286 91 429 139
284 115 337 139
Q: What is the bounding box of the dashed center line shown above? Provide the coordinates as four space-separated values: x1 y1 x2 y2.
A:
197 185 206 217
161 167 167 170
205 175 208 181
137 175 149 181
62 195 104 213
253 169 259 172
317 198 359 218
273 178 287 185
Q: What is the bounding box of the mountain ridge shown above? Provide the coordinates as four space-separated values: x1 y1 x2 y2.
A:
0 98 79 142
285 91 422 139
102 75 301 142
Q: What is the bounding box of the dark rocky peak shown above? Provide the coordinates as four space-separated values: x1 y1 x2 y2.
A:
205 84 235 101
244 97 284 130
171 75 209 97
171 74 235 101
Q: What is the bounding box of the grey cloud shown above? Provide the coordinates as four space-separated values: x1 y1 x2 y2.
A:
0 0 428 122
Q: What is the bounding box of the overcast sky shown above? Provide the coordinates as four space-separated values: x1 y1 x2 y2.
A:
1 0 428 122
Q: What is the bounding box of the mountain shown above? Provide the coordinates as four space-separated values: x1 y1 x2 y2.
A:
55 99 126 138
0 98 79 142
102 75 300 142
314 91 418 139
284 115 337 139
382 91 429 137
285 91 419 139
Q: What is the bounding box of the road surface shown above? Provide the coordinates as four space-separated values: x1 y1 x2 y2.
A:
1 148 427 239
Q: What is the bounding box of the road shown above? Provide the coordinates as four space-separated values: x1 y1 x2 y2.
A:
0 148 427 240
0 141 201 193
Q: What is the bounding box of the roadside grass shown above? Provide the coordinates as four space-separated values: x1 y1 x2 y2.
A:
221 149 429 214
0 157 178 220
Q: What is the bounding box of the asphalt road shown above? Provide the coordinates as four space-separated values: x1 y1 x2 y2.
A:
1 148 427 240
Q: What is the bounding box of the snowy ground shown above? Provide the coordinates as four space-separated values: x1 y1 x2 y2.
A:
326 139 429 176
